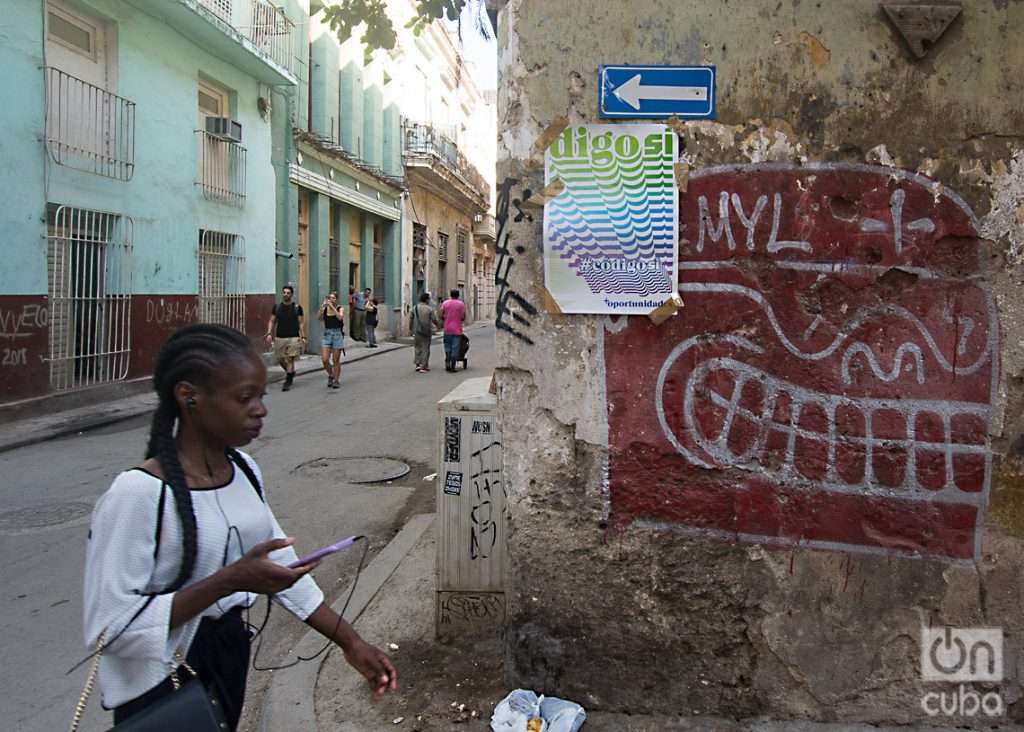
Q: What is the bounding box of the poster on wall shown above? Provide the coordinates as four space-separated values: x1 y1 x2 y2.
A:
543 124 679 314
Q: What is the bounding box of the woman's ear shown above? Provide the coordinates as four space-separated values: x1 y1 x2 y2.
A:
174 382 198 412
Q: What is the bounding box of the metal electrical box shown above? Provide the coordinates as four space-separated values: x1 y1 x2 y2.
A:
436 377 505 638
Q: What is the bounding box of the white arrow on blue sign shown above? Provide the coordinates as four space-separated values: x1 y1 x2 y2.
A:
599 65 716 120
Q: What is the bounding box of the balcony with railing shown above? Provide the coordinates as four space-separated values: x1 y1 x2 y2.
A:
44 67 136 182
195 130 247 206
402 121 490 213
153 0 297 85
473 213 497 243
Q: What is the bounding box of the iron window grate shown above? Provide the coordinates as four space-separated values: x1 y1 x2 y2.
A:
47 205 133 391
195 130 247 206
44 67 136 182
438 231 449 262
373 244 385 304
329 237 340 293
198 230 246 332
456 228 467 264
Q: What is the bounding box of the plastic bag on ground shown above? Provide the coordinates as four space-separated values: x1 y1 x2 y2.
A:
490 689 586 732
539 696 586 732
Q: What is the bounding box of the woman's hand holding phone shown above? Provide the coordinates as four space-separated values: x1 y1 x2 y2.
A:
222 537 316 595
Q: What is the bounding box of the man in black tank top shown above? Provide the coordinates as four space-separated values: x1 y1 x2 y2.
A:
265 285 305 391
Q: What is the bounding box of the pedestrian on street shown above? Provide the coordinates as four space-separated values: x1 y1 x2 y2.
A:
80 324 396 731
317 291 345 388
440 288 466 373
265 284 305 391
410 292 437 373
350 286 366 342
365 296 379 348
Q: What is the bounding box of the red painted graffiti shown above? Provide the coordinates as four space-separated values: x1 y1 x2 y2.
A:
605 164 997 561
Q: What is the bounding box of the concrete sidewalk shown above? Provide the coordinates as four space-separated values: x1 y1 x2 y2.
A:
0 338 408 454
0 320 493 454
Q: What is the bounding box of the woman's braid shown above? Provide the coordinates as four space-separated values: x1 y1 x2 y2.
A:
145 324 255 592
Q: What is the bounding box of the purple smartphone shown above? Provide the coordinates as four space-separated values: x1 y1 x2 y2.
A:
288 535 361 568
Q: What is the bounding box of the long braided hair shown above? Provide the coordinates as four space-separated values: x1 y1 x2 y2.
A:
146 323 256 592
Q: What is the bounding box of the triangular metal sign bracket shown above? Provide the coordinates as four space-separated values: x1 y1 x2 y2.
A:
881 2 962 59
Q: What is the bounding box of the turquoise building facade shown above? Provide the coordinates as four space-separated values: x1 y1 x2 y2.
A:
270 16 404 346
1 0 303 404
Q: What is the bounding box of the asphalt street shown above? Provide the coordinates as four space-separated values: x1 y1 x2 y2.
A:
0 324 495 731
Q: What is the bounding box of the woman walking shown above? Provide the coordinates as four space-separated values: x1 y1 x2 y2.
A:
317 291 345 388
81 324 395 730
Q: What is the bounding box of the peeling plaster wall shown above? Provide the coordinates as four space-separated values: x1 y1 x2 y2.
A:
496 0 1024 724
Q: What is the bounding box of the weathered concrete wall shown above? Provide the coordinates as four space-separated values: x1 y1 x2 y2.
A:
496 0 1024 724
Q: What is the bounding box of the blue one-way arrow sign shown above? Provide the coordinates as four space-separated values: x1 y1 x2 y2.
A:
599 65 716 120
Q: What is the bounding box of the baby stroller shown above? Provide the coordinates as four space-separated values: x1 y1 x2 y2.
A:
456 334 470 370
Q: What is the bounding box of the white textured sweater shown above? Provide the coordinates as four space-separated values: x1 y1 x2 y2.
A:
82 451 324 708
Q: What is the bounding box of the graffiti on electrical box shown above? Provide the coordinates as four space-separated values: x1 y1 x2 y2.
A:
469 438 501 560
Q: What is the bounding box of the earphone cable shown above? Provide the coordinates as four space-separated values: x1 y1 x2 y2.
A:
250 535 369 672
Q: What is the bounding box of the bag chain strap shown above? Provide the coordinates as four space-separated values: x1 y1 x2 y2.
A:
69 632 103 732
69 632 197 732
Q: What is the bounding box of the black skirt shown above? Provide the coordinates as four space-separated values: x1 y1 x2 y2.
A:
113 607 250 730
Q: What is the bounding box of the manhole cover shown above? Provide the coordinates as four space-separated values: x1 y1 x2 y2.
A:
0 501 93 530
295 457 411 484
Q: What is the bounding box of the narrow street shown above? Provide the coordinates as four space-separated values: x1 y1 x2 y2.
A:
0 326 496 732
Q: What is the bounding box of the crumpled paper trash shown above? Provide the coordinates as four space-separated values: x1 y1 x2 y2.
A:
490 689 586 732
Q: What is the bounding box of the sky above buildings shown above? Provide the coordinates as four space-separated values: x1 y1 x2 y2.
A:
446 1 497 92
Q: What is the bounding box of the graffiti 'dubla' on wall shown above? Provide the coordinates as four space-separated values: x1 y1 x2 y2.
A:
605 163 998 561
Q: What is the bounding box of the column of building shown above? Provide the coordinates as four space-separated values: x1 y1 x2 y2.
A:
274 12 405 350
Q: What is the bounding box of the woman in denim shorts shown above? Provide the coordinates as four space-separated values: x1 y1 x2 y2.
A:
317 292 345 388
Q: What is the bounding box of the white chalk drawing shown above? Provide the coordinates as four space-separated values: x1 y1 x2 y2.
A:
683 353 989 503
697 191 811 253
840 342 925 385
653 162 998 560
857 189 936 253
602 315 630 333
674 281 996 378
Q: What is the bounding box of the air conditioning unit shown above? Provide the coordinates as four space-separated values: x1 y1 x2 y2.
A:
206 117 242 143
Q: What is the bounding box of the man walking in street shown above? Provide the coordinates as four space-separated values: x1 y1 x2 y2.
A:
410 292 438 373
440 288 466 372
265 284 305 391
350 285 366 342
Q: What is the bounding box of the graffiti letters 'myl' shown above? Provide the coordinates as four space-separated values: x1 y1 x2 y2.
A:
495 177 540 345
